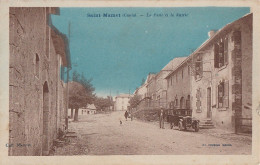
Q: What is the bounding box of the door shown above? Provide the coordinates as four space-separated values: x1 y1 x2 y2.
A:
42 82 49 155
207 87 211 119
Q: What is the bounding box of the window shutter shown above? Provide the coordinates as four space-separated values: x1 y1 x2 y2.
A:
214 44 219 68
224 37 228 65
196 89 201 100
219 42 224 67
224 80 229 108
196 100 200 111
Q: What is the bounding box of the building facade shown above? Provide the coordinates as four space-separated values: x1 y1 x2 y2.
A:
79 104 97 115
146 57 186 108
165 58 191 110
190 14 252 132
114 94 133 111
134 83 147 99
9 7 70 155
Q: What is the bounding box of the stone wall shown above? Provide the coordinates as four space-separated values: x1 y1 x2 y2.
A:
191 14 252 132
241 15 253 121
147 77 156 100
166 63 191 109
9 7 67 156
155 70 171 108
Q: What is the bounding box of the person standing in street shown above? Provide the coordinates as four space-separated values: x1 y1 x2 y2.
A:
158 106 165 129
124 110 128 121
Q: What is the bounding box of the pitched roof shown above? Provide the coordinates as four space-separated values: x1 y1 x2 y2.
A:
86 104 97 110
165 13 252 79
162 57 187 71
189 13 252 60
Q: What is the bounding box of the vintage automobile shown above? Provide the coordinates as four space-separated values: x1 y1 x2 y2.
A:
166 109 200 132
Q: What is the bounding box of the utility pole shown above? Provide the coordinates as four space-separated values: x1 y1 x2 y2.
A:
65 21 72 131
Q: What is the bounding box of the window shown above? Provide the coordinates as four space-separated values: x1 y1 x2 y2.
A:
182 69 184 79
195 55 203 79
157 95 161 105
35 54 40 78
188 66 190 75
169 101 174 109
175 97 178 107
171 76 172 86
157 95 160 100
196 89 201 112
180 97 185 109
176 72 178 82
214 37 228 68
217 80 229 108
186 95 190 109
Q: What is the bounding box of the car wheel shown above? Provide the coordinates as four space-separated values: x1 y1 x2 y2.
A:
178 121 183 131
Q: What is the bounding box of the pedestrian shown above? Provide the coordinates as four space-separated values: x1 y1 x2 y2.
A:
124 111 128 121
158 106 165 129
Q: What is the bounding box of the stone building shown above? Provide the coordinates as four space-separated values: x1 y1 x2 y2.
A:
146 57 186 108
189 13 252 132
79 104 97 115
165 57 191 110
146 73 157 102
114 94 133 111
134 81 148 99
9 7 70 155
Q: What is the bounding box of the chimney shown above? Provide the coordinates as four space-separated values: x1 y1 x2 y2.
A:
208 30 216 38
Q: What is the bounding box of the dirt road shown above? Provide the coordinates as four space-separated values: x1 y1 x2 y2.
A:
53 111 251 155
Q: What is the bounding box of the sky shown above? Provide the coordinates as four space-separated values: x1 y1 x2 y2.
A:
51 7 250 97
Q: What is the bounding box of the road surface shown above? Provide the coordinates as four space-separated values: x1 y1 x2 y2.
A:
52 111 251 155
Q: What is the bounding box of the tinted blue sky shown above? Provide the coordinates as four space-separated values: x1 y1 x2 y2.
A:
51 7 250 97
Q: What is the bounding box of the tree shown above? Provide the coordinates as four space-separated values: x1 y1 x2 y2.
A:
129 94 142 108
94 96 113 112
69 71 95 121
79 73 95 104
69 81 87 121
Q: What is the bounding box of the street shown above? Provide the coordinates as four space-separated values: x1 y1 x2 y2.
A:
52 111 251 155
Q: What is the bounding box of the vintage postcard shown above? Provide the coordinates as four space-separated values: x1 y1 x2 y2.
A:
0 0 260 165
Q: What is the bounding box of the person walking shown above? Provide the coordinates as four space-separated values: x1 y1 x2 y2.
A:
124 110 129 121
158 106 165 129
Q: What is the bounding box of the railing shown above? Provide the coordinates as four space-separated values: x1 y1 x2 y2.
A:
136 98 168 110
166 108 192 116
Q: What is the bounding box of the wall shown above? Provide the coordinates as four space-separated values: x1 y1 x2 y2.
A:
136 84 147 99
155 70 171 108
191 14 252 132
147 77 156 100
166 63 191 109
241 16 253 120
9 7 67 155
115 96 131 111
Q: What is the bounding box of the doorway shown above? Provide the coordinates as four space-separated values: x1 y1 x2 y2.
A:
42 81 49 155
207 87 211 119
